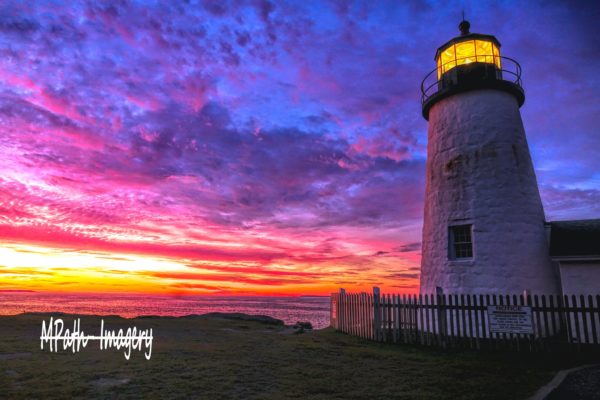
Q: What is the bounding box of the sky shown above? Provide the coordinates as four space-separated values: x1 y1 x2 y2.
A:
0 0 599 296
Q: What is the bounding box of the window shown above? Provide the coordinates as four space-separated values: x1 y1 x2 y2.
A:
449 225 473 259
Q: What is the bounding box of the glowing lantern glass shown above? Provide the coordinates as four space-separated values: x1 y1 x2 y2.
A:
436 39 501 79
422 21 524 121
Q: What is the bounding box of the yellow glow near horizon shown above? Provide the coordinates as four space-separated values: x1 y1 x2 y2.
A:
0 243 191 293
0 240 421 296
0 243 186 273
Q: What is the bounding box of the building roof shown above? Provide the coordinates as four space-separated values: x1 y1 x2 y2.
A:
549 219 600 258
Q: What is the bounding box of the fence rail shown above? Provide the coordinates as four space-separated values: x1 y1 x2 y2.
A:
330 290 600 352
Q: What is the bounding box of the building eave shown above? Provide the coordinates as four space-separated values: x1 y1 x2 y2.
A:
552 256 600 263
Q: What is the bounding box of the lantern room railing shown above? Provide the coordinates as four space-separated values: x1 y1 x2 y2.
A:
420 55 523 105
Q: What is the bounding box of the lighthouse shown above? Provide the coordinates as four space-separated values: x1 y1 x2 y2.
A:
419 20 560 295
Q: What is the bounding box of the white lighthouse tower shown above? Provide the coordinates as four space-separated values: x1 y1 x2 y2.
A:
419 20 560 295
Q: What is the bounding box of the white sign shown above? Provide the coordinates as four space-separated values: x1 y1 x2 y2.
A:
487 305 533 334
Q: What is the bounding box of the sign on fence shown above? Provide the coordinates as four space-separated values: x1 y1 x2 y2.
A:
487 305 534 334
333 291 600 351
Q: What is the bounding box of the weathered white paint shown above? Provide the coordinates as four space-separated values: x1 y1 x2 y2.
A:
559 262 600 295
420 89 560 295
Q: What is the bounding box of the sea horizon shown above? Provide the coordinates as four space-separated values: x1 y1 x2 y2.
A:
0 292 331 329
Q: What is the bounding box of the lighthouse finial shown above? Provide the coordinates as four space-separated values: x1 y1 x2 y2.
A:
458 13 470 35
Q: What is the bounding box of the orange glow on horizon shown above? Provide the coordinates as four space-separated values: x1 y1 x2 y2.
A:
0 242 421 296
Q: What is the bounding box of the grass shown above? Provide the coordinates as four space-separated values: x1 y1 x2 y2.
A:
0 313 593 399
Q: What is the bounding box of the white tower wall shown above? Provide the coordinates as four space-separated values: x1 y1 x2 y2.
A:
420 89 560 295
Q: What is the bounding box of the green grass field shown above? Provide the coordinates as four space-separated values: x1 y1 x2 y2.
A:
0 313 591 399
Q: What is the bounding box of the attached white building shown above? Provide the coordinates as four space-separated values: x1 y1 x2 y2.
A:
548 220 600 295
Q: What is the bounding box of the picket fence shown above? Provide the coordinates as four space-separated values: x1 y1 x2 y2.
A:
330 290 600 352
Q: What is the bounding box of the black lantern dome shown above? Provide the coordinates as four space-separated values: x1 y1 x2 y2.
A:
420 20 524 120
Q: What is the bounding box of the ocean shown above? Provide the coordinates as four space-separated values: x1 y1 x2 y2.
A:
0 292 332 329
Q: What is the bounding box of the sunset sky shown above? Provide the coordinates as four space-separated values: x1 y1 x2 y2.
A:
0 1 599 296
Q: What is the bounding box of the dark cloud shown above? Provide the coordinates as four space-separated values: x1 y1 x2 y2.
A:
386 272 420 280
395 242 422 253
113 101 424 229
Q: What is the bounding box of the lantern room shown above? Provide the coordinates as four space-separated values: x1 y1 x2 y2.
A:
421 20 524 120
434 20 502 79
436 35 501 79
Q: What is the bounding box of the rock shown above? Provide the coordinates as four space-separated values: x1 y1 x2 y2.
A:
293 321 313 330
200 312 284 326
91 378 130 388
